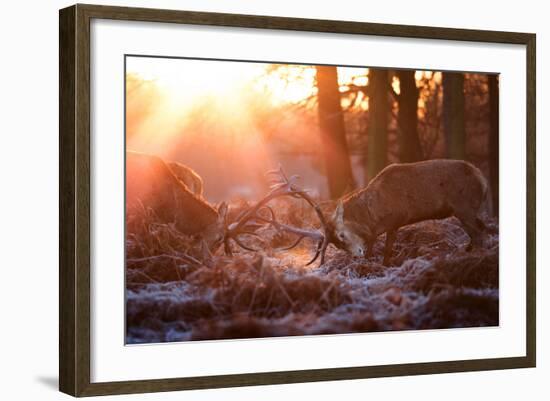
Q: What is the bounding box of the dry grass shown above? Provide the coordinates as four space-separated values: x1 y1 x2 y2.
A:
126 199 499 344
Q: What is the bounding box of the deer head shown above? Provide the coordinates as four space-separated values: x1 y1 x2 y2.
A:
193 201 229 253
329 201 373 258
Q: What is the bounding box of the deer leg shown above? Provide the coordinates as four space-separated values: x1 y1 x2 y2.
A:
463 223 483 250
366 239 374 258
383 230 397 266
224 242 233 256
455 212 483 250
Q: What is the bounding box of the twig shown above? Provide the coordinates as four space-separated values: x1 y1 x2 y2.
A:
127 254 202 267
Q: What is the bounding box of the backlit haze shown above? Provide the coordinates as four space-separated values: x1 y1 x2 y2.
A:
126 56 440 201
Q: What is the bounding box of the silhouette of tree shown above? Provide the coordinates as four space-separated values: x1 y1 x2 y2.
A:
395 70 423 162
443 72 466 159
315 66 354 198
366 68 389 180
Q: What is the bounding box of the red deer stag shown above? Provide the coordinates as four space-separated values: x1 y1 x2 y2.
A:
126 151 277 256
126 151 226 251
328 159 491 265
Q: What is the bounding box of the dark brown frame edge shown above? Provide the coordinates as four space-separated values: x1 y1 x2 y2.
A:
59 3 536 397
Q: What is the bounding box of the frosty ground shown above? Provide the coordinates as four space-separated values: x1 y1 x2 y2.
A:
126 199 498 344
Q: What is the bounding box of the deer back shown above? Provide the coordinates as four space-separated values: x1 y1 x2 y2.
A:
342 159 489 236
126 151 218 235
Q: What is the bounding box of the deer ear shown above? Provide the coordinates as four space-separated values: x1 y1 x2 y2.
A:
217 201 229 220
333 201 345 224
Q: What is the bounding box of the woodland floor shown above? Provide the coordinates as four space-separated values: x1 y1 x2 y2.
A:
125 198 499 344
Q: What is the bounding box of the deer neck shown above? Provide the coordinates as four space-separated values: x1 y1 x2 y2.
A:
342 191 376 234
174 189 219 234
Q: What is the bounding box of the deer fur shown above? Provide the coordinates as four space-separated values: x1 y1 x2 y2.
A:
126 151 226 250
330 159 491 265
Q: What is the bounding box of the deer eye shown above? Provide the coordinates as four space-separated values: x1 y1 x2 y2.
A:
338 233 346 241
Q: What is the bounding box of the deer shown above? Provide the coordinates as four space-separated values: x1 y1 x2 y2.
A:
126 151 227 252
167 161 204 198
127 151 285 258
328 159 492 265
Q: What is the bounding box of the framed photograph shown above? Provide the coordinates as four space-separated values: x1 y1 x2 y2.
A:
59 4 536 397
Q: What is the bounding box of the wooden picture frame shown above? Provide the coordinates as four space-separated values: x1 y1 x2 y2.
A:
59 3 536 397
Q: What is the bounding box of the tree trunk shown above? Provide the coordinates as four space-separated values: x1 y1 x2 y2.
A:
366 69 389 181
488 74 499 217
396 70 423 162
443 73 466 159
315 66 354 199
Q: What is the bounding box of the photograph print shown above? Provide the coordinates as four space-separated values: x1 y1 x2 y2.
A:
125 56 499 344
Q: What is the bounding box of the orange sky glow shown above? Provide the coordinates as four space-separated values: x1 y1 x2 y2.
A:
125 57 446 200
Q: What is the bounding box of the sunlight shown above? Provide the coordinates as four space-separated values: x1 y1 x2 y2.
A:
126 59 447 162
337 67 368 86
127 57 264 102
126 57 269 147
254 65 317 105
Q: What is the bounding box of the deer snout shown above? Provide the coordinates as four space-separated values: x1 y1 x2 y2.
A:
351 247 365 258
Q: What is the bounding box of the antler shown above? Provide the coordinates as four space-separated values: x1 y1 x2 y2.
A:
225 165 331 266
267 167 332 265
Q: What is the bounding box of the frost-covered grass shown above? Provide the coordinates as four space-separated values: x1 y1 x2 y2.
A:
126 199 498 344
